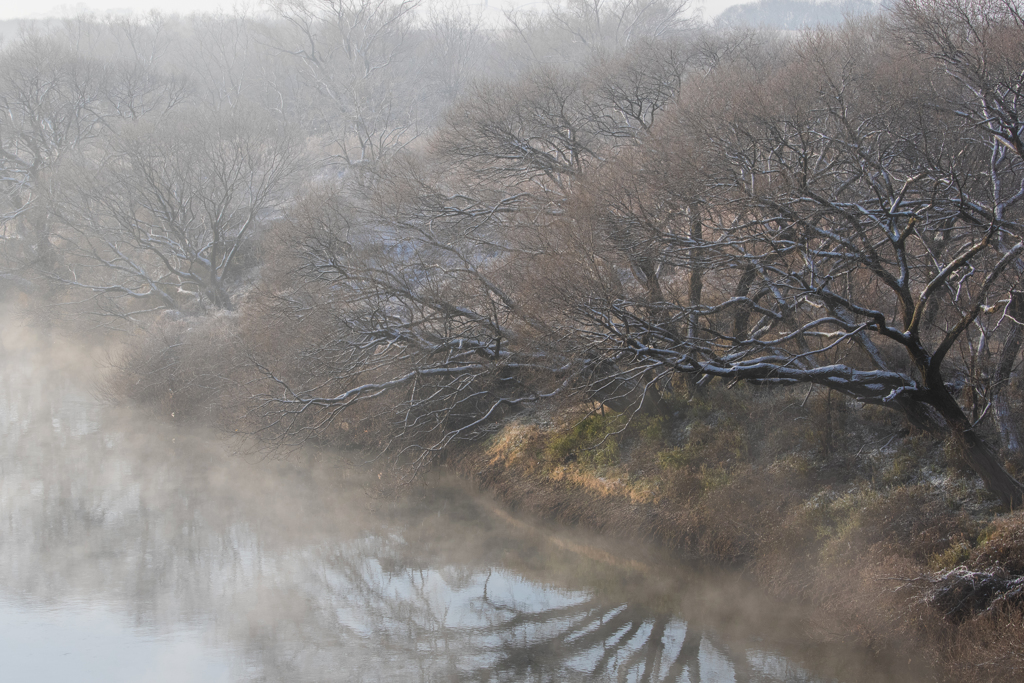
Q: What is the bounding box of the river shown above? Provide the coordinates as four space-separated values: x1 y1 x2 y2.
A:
0 317 928 682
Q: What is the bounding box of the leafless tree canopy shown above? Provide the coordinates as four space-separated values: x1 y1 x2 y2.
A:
4 0 1024 505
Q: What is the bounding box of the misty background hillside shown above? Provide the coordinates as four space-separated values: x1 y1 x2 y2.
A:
716 0 879 28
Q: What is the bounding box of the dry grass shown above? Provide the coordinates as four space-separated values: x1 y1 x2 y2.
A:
450 384 1024 683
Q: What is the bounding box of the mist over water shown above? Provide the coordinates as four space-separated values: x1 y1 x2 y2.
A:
0 315 927 682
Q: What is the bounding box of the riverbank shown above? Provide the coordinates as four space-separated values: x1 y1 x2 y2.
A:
0 304 941 682
16 301 1024 681
442 387 1024 683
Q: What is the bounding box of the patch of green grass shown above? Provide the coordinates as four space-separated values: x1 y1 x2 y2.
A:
698 463 731 492
658 446 692 469
929 542 972 571
583 439 620 468
976 523 998 548
630 414 671 443
545 413 626 467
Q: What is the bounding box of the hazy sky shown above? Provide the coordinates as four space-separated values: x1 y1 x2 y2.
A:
0 0 745 23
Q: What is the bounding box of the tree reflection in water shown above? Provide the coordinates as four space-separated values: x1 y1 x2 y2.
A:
0 335 921 683
291 541 823 683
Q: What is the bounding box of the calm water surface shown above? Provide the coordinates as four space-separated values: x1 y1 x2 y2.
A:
0 322 929 682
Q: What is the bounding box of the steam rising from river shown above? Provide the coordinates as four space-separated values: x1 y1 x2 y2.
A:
0 309 926 682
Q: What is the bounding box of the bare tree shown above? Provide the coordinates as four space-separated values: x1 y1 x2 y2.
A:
239 168 572 467
501 0 692 67
0 32 109 264
434 37 697 204
0 17 196 291
48 107 300 318
891 0 1024 462
546 0 692 48
267 0 425 168
237 38 707 460
553 15 1024 506
415 4 486 109
100 13 192 120
45 0 1014 509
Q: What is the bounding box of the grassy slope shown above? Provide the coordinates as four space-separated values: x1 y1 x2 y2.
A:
447 385 1024 682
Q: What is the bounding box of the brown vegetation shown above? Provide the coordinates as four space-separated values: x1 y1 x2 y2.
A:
448 387 1023 682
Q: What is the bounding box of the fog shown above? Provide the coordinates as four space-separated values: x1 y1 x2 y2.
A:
3 0 1021 678
0 1 751 25
0 311 929 681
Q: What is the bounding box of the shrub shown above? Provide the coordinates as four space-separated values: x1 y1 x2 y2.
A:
102 314 240 422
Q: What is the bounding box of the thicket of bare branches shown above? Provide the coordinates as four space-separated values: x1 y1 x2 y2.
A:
4 1 1024 505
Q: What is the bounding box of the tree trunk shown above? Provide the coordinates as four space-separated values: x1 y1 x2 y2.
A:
687 201 703 341
993 290 1024 458
732 265 757 341
930 385 1024 509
